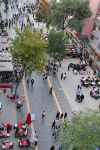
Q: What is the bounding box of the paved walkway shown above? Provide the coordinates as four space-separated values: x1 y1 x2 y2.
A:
0 86 30 150
57 58 100 112
26 72 57 150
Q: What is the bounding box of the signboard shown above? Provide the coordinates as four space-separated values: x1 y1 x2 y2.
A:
0 84 11 88
31 113 35 121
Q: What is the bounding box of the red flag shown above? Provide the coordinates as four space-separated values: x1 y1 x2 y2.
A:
25 113 32 125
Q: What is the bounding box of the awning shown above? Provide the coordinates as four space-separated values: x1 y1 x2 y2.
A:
97 54 100 59
0 62 13 72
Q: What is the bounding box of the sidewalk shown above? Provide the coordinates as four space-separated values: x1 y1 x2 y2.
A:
57 58 100 112
49 76 73 121
26 72 57 150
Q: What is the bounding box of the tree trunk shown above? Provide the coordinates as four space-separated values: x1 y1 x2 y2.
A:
14 66 26 96
14 79 21 96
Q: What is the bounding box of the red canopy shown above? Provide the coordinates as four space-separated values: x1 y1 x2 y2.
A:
17 122 23 127
25 113 32 125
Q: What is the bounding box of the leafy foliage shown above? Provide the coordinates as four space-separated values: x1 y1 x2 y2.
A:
11 26 48 94
35 6 50 26
68 17 84 32
11 26 48 72
75 0 92 19
48 29 66 59
58 111 100 150
49 0 92 30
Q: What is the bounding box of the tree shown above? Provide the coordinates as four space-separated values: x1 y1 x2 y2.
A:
68 17 84 32
48 29 66 59
58 111 100 150
49 0 92 31
35 6 50 25
11 26 48 95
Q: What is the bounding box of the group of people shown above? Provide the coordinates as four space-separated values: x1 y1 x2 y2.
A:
46 59 62 77
68 58 87 75
0 0 36 35
27 78 35 87
90 87 100 99
61 72 66 80
51 111 67 139
81 76 100 87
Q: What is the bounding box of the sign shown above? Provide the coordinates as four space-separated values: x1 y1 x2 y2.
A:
31 113 35 121
0 84 11 88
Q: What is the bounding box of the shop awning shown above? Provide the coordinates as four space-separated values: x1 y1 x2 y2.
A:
97 53 100 59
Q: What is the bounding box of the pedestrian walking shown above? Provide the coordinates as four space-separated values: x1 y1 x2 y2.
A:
50 87 53 95
56 111 60 119
27 78 30 86
63 73 66 80
61 73 63 79
60 113 63 119
99 103 100 110
11 84 13 93
80 93 84 102
51 120 56 128
50 145 55 150
0 101 2 112
42 111 46 119
34 136 38 146
76 85 82 95
93 70 96 75
64 112 67 121
31 79 34 86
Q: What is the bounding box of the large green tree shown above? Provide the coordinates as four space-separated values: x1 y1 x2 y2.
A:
11 26 48 95
49 0 91 31
58 111 100 150
35 6 50 26
48 29 66 59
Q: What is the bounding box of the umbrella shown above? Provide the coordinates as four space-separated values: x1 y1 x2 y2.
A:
17 122 23 127
25 113 32 125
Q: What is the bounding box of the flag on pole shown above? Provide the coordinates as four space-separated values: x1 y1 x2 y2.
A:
25 113 32 125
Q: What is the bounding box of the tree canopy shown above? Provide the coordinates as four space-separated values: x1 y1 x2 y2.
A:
68 17 84 32
11 26 48 94
11 26 48 72
49 0 92 31
48 29 66 59
58 111 100 150
35 6 50 26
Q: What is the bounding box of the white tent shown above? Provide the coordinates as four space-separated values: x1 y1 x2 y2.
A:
0 52 13 72
0 62 13 72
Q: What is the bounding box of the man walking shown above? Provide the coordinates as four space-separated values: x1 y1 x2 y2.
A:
42 111 46 119
61 73 63 79
63 73 66 80
31 79 34 86
80 93 84 102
